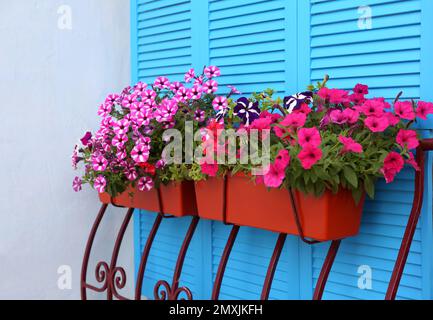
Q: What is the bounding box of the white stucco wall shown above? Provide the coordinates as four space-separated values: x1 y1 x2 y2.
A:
0 0 132 299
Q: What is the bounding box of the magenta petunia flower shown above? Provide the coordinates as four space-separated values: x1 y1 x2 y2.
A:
263 163 286 188
134 82 147 95
416 101 433 120
190 85 202 100
298 145 323 170
339 136 363 154
353 83 369 95
184 68 195 83
200 163 219 177
298 127 321 148
94 176 107 193
138 176 154 192
194 76 204 86
194 109 205 122
72 177 82 192
132 108 152 127
154 76 170 89
228 85 241 94
396 129 419 150
175 86 192 102
274 149 290 169
360 98 389 117
80 131 93 146
394 101 415 120
329 109 348 125
113 119 130 135
169 81 183 94
72 145 79 169
121 94 137 109
105 94 120 105
112 134 128 148
204 66 221 79
364 116 389 133
125 167 138 181
131 143 149 163
343 108 360 124
280 113 307 128
406 152 420 171
92 155 108 171
381 152 404 183
202 80 218 94
98 103 112 117
141 89 157 102
116 148 127 160
156 159 166 169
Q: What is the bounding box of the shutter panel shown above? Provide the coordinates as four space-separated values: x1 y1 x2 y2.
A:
309 0 425 300
208 0 300 300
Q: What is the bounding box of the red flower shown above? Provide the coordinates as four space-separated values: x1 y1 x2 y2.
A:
396 129 419 150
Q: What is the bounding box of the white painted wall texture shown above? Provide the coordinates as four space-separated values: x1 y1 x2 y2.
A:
0 0 132 299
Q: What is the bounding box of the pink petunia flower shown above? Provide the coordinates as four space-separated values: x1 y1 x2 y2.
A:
94 176 107 193
339 136 363 154
92 155 108 172
184 68 195 83
280 113 307 128
138 176 154 192
141 89 157 102
194 76 204 86
113 119 130 135
364 116 389 132
274 149 290 169
121 94 138 109
394 101 415 120
416 101 433 120
349 93 366 105
72 177 82 192
298 127 321 147
385 112 400 126
124 167 138 181
134 82 148 95
353 83 369 95
263 163 286 188
318 88 349 104
105 94 120 105
201 163 219 177
396 129 419 150
194 109 205 122
228 85 241 94
112 134 128 148
98 103 112 117
80 131 93 146
343 108 360 124
360 98 389 116
154 76 170 89
381 152 404 183
212 96 228 111
131 143 149 163
156 159 167 169
298 145 323 170
202 80 218 94
169 81 183 94
116 148 127 161
190 85 202 100
329 109 348 125
204 66 221 79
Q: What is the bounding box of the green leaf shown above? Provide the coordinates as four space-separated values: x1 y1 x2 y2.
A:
352 188 363 205
364 176 375 199
343 166 358 188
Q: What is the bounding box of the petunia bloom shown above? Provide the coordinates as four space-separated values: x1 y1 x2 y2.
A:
112 134 128 148
200 163 219 177
92 155 108 172
97 103 112 117
416 101 433 120
360 98 389 116
343 108 360 124
298 127 321 147
184 68 195 83
381 152 404 183
396 129 419 150
204 66 221 79
113 119 130 135
263 163 286 188
138 176 154 192
274 149 290 169
233 97 261 126
94 176 107 193
80 131 93 146
329 109 348 125
394 101 415 120
298 145 323 170
339 136 363 154
280 112 307 128
364 116 389 132
190 85 202 100
406 152 420 171
353 83 369 95
194 109 205 122
202 80 218 94
131 143 150 163
125 167 138 181
169 81 183 94
154 76 170 89
72 177 82 192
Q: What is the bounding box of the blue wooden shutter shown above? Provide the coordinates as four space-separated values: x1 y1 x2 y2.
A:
307 0 432 300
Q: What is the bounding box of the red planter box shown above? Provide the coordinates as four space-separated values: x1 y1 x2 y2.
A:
194 175 365 241
99 181 197 217
195 177 225 221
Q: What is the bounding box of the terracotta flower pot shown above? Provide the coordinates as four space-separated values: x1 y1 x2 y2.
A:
226 174 365 241
195 177 225 221
99 181 197 217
